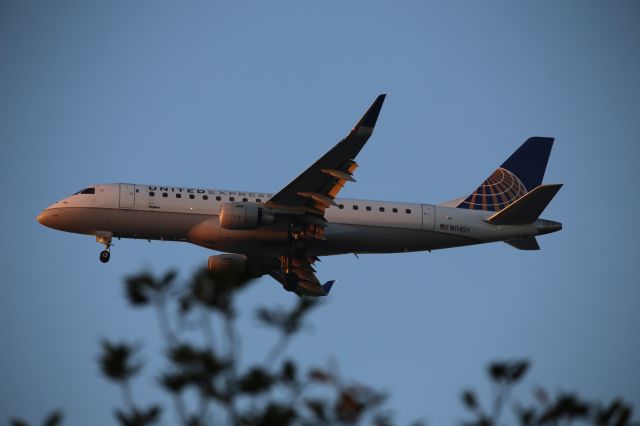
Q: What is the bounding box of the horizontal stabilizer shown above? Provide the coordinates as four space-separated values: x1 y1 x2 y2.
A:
505 237 540 250
487 184 562 225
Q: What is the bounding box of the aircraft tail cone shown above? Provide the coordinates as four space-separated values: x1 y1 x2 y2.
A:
537 219 562 235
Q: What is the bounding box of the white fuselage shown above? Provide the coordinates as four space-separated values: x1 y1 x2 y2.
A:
37 183 559 257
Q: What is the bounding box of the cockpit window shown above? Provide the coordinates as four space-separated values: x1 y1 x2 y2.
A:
74 187 96 195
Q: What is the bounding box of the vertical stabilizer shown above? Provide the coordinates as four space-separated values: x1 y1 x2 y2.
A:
457 137 554 211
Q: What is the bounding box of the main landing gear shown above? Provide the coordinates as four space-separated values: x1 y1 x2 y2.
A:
96 232 113 264
284 272 299 292
281 221 305 293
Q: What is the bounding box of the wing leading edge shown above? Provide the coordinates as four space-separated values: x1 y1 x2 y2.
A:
268 94 386 212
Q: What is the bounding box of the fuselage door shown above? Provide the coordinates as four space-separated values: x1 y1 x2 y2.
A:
119 183 135 209
421 204 435 230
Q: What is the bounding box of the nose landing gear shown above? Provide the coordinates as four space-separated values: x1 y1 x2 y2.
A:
96 232 113 264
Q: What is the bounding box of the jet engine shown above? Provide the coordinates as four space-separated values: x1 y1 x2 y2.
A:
219 202 275 230
208 253 249 278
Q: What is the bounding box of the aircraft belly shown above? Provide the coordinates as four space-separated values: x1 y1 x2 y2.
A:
311 223 477 256
188 216 289 256
44 207 207 241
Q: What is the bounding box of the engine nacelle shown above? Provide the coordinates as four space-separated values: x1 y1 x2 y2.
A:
219 202 274 230
207 253 267 282
207 253 249 279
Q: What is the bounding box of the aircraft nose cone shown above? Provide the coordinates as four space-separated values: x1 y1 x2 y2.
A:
37 210 48 226
37 209 55 228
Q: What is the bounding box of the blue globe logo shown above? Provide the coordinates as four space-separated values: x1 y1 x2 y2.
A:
458 167 527 211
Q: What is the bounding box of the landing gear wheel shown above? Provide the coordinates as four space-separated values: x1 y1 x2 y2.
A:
99 250 111 263
284 272 299 292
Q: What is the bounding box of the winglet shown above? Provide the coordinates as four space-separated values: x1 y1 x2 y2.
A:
322 280 335 295
352 94 386 134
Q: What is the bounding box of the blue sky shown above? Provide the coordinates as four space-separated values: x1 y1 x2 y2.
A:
2 1 639 424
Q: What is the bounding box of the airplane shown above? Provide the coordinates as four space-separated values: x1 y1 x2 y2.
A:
37 94 562 297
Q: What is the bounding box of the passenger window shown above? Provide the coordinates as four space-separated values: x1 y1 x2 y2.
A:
176 194 181 198
405 209 411 214
392 208 398 213
229 197 235 201
189 194 195 199
203 195 209 200
256 199 262 203
366 206 372 211
216 196 222 201
242 198 248 202
149 191 155 197
162 193 168 198
339 204 344 209
379 207 385 212
353 205 359 210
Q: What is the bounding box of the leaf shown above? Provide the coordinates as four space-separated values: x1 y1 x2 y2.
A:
538 393 590 423
159 372 189 394
238 367 274 394
372 413 394 426
114 406 162 426
280 360 297 384
98 340 143 382
161 269 177 287
308 368 334 383
515 406 535 426
42 410 63 426
461 390 478 411
189 268 253 316
305 398 327 422
163 344 230 398
487 360 529 384
125 278 150 305
257 298 320 336
256 403 296 426
533 387 549 405
488 363 506 382
508 360 529 383
335 389 365 424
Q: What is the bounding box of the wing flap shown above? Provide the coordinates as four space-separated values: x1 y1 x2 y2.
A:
268 256 335 297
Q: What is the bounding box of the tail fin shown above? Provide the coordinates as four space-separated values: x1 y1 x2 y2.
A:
457 137 554 212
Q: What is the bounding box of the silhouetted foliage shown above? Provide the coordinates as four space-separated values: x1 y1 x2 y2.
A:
461 360 639 426
98 268 390 426
10 410 63 426
98 340 143 382
9 268 639 425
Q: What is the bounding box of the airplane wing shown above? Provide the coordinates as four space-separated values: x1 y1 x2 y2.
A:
265 95 386 296
267 94 386 214
267 256 335 297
